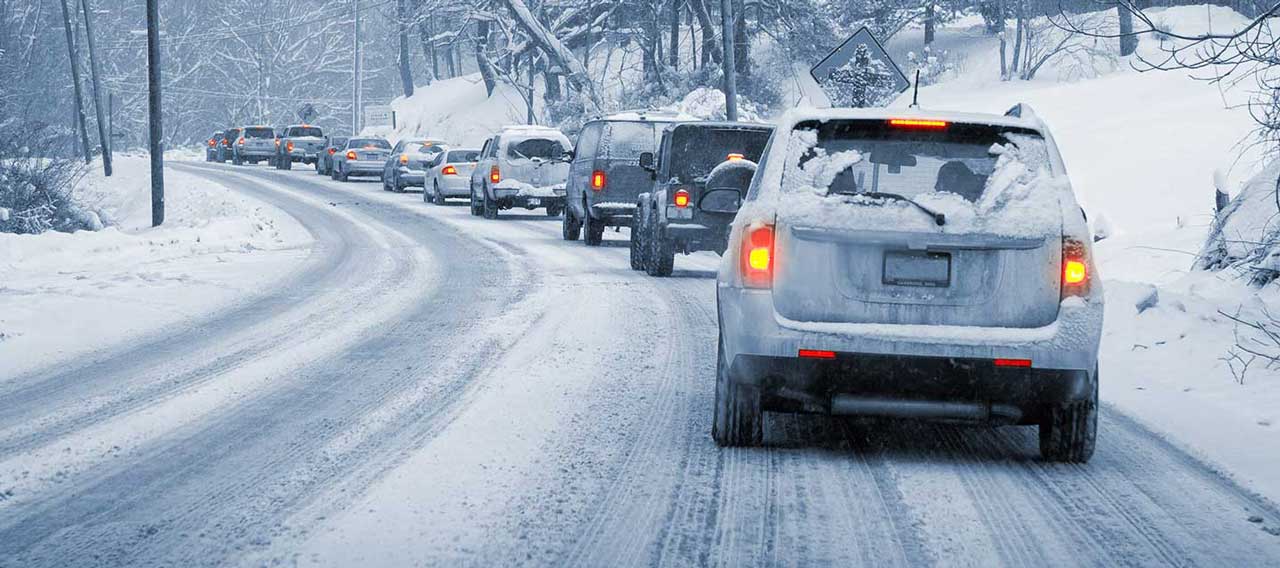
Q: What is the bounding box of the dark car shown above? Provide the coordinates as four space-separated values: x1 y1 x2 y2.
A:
316 136 349 176
218 127 242 163
632 122 774 275
563 112 681 246
206 131 225 162
382 138 445 192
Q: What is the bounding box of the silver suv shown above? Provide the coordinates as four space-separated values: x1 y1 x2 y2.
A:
469 126 572 219
713 106 1104 462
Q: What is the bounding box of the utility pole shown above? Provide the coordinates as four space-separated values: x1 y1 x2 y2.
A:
58 0 91 164
80 0 112 176
353 0 362 134
146 0 164 227
720 0 738 121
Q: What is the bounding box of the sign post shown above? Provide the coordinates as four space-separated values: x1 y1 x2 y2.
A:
810 27 910 108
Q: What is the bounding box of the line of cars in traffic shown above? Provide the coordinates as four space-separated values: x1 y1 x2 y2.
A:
203 104 1103 462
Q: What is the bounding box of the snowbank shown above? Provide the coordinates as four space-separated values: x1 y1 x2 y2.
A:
385 75 534 146
0 156 311 379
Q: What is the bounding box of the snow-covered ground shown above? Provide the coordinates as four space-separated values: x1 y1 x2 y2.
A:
0 155 312 379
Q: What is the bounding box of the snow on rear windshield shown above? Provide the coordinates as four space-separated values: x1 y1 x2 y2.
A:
602 122 662 159
507 138 568 160
244 127 273 139
780 120 1066 237
349 138 390 149
667 126 771 183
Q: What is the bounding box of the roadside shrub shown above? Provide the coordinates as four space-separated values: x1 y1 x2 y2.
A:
0 121 91 235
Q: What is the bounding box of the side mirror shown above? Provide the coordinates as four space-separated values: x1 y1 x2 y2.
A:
561 149 575 162
639 152 656 172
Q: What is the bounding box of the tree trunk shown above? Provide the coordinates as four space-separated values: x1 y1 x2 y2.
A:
415 2 439 82
924 3 935 45
690 0 720 65
1118 3 1137 56
397 0 414 97
475 20 496 96
733 0 748 75
669 0 681 68
997 0 1007 79
1010 0 1024 79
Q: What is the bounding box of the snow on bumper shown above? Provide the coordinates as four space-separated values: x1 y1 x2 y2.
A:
493 181 566 198
719 288 1103 373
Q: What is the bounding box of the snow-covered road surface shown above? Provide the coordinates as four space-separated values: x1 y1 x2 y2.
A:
2 163 1278 566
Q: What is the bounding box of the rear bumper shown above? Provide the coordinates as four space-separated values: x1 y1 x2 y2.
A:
437 177 470 196
590 202 638 225
718 287 1103 407
398 168 426 186
238 149 274 159
344 161 383 175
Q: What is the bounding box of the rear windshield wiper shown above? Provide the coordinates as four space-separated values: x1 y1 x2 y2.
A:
856 191 946 226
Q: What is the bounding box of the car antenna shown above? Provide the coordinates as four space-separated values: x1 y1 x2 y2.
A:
910 70 922 108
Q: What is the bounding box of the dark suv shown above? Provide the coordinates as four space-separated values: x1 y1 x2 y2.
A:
563 112 681 246
632 122 773 275
218 127 241 163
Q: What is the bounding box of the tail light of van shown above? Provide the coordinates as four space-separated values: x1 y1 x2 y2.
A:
287 141 295 152
489 166 501 184
673 189 690 208
1061 238 1090 298
740 224 775 289
591 170 606 191
441 165 457 176
328 148 337 155
346 150 357 161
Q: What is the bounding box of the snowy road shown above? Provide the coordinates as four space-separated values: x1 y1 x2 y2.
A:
2 162 1278 566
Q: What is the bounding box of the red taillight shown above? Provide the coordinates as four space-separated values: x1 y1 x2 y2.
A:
994 358 1033 368
223 139 231 146
238 138 245 146
287 141 295 152
208 139 215 147
346 150 357 160
441 165 457 176
591 170 606 191
489 166 501 184
1061 238 1090 298
275 139 281 147
798 349 836 360
328 148 337 155
741 224 775 289
673 189 690 208
888 118 949 129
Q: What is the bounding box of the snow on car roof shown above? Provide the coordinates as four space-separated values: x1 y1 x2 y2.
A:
774 107 1046 133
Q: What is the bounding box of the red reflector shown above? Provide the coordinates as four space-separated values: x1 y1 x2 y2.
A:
994 358 1032 368
591 170 606 191
799 349 837 360
888 118 949 129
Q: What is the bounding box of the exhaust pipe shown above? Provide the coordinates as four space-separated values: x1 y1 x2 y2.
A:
830 395 1022 424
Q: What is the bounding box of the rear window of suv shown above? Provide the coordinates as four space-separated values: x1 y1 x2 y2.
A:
507 138 568 160
349 138 391 149
788 119 1045 203
666 126 772 183
244 127 274 139
288 127 322 137
447 150 479 163
602 122 662 159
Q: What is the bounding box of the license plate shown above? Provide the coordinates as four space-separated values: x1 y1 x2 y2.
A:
883 251 951 287
528 198 542 206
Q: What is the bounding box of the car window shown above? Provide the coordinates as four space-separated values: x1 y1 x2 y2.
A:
348 138 391 150
786 119 1046 203
448 150 480 163
575 123 603 159
665 126 772 183
507 138 568 160
244 127 273 139
489 137 500 158
602 122 661 160
288 127 322 138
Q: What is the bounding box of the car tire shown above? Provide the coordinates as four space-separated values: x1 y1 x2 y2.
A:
712 332 763 447
282 157 292 171
483 189 499 219
584 214 604 247
646 209 675 277
562 207 581 241
1039 366 1098 463
233 154 242 166
433 183 447 206
545 204 562 217
629 205 647 271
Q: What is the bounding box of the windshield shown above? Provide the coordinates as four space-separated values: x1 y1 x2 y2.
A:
244 127 273 139
604 122 662 159
447 150 480 163
288 127 322 138
507 138 567 160
349 138 390 150
789 119 1045 203
667 126 772 183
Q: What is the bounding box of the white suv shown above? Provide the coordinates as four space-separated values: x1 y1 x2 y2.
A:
713 106 1103 462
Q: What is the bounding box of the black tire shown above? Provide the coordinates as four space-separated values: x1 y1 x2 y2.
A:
545 204 563 217
233 153 242 166
646 208 675 277
470 189 483 216
629 205 647 270
712 332 763 447
1039 367 1099 463
282 156 292 171
584 214 604 246
482 188 499 219
336 164 348 182
433 183 447 205
562 207 581 241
